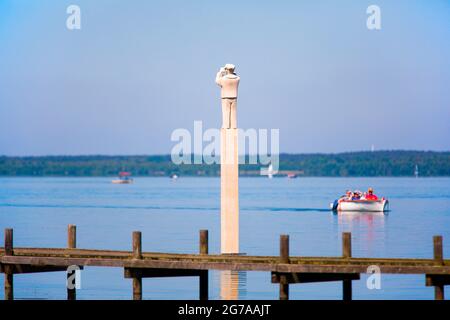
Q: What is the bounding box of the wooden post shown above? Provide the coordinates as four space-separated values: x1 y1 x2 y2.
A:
199 230 209 299
133 231 142 259
342 232 352 258
433 236 443 264
200 230 209 255
343 279 352 301
279 235 289 300
434 284 445 301
68 224 76 249
4 267 13 301
342 232 352 300
280 235 289 264
5 228 13 256
133 277 142 300
199 270 208 300
433 235 444 300
4 228 13 300
279 274 289 301
132 231 142 300
67 225 77 300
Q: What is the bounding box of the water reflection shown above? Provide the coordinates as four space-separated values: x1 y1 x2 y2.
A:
219 271 247 300
337 211 387 225
335 211 387 256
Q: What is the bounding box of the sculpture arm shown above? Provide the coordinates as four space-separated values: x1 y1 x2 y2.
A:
215 70 224 86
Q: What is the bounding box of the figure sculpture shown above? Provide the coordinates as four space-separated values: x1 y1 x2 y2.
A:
215 64 240 129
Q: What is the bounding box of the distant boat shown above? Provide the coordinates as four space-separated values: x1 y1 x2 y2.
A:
287 173 297 179
330 190 389 212
170 174 179 180
112 171 133 184
414 165 419 178
331 198 389 212
260 163 274 178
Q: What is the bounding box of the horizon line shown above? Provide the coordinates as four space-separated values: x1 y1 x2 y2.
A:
1 149 449 158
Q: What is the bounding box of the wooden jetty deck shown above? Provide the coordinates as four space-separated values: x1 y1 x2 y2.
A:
1 226 449 300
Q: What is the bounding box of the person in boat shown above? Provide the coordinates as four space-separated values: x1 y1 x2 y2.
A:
345 190 352 200
365 187 378 200
338 190 351 202
351 191 361 200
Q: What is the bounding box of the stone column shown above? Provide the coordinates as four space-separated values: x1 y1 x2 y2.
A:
220 128 239 254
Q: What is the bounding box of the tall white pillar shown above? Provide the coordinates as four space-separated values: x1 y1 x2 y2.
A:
220 128 239 254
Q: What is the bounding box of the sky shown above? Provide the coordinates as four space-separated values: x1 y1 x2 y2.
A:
0 0 449 156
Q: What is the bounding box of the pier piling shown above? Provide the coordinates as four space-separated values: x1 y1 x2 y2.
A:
342 232 352 300
67 224 77 300
4 228 13 300
5 229 13 256
68 224 76 249
200 230 208 255
279 235 290 300
132 231 143 300
133 231 142 260
199 230 209 300
342 232 352 259
433 235 444 300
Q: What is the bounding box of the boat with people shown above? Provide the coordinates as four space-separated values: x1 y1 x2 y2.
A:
111 171 133 184
330 188 389 212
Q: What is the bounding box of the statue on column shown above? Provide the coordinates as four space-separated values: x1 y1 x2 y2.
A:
215 64 240 129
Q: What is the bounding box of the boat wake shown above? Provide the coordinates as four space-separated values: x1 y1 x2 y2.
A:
0 203 331 213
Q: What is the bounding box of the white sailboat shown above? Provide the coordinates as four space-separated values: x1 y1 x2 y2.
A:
267 164 273 179
260 163 274 178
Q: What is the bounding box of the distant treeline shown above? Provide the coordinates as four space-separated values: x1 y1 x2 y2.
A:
0 151 449 177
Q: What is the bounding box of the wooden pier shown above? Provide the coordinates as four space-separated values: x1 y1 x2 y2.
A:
1 227 449 300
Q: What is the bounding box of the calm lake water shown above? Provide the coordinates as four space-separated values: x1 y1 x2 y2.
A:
1 177 449 300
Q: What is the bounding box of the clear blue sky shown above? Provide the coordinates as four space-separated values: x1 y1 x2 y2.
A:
0 0 449 155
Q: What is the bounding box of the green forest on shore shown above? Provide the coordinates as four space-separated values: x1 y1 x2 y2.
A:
0 151 449 177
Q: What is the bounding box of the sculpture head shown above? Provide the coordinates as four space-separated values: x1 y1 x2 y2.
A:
224 63 236 74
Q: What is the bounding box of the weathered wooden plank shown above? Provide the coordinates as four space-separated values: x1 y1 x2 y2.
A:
426 274 450 286
124 268 203 278
271 272 360 284
7 264 69 274
3 247 450 268
2 255 450 274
